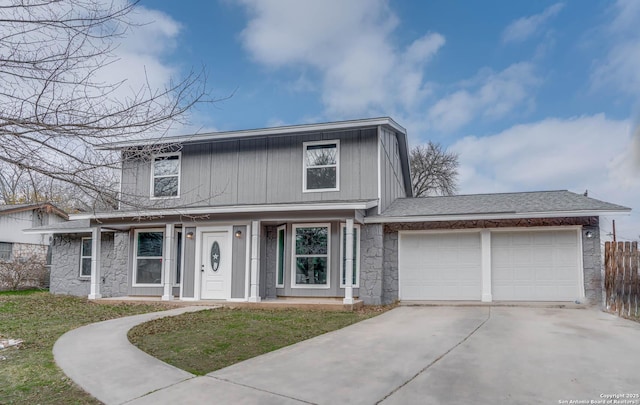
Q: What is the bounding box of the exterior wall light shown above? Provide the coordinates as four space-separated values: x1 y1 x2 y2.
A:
186 232 194 239
235 230 243 239
585 231 594 239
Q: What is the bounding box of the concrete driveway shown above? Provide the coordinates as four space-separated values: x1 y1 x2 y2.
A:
55 306 640 404
128 306 640 404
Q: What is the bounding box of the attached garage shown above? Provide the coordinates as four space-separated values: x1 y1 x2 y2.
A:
399 232 481 300
491 230 582 301
398 228 583 302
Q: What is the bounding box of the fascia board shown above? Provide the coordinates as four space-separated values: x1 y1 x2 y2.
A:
99 118 406 150
364 209 631 224
70 201 379 221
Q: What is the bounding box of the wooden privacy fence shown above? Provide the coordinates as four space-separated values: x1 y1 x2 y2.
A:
604 241 639 317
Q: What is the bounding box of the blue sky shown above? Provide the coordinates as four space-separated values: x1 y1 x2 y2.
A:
126 0 639 240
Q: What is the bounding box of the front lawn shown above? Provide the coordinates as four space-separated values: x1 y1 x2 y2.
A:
128 306 387 375
0 290 166 404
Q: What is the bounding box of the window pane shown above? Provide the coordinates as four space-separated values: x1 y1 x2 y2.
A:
136 258 162 284
296 257 327 285
154 155 180 176
137 232 163 257
154 177 178 197
82 239 92 256
295 227 328 255
306 144 336 166
277 229 285 286
81 258 92 276
306 167 336 190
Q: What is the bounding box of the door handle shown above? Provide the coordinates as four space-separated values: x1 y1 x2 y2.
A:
201 264 204 272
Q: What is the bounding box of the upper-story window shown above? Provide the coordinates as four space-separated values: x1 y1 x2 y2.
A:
303 140 339 192
152 153 181 198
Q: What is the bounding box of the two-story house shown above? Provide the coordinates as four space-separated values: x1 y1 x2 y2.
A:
29 118 630 305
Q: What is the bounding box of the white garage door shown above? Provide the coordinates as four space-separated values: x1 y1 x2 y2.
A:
399 232 481 300
491 230 581 301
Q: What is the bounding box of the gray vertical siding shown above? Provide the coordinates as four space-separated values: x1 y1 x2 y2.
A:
230 225 247 299
379 127 407 213
181 226 196 298
120 129 379 209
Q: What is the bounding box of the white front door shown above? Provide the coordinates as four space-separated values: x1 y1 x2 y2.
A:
200 231 231 300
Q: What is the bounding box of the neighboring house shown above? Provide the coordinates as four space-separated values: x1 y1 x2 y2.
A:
0 203 68 288
26 118 630 305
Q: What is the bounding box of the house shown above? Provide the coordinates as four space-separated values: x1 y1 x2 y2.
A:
26 118 630 305
0 203 68 288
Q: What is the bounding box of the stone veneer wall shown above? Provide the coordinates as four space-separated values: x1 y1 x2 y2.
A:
382 232 399 304
582 224 601 306
50 232 129 298
359 224 383 305
101 232 129 298
50 234 88 296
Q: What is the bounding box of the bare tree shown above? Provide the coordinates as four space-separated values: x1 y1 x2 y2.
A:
0 0 211 210
410 142 459 197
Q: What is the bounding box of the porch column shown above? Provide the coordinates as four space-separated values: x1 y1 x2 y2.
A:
248 220 261 302
481 229 492 302
88 226 102 300
343 218 355 305
162 224 174 301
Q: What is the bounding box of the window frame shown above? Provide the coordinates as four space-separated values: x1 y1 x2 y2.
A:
132 228 165 287
79 237 92 278
339 223 360 288
150 152 181 199
276 225 286 288
302 140 340 192
291 223 331 289
0 242 13 261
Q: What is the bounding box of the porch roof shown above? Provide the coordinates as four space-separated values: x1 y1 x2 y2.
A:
68 200 378 221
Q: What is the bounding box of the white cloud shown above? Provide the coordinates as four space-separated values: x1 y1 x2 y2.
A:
450 114 640 238
592 0 640 96
236 0 444 117
427 62 540 133
502 3 564 44
94 5 182 102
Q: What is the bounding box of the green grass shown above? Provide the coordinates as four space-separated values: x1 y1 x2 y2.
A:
129 306 388 375
0 291 166 404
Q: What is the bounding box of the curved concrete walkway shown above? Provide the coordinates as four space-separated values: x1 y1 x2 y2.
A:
55 306 640 405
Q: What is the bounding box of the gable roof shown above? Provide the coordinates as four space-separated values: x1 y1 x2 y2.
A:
0 203 68 220
366 190 631 223
97 117 406 149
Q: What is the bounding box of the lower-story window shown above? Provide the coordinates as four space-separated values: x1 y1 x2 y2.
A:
292 224 330 288
133 229 164 286
80 237 92 277
0 242 13 261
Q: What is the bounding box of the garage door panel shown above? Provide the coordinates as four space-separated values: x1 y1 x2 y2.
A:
400 233 481 301
492 230 580 301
